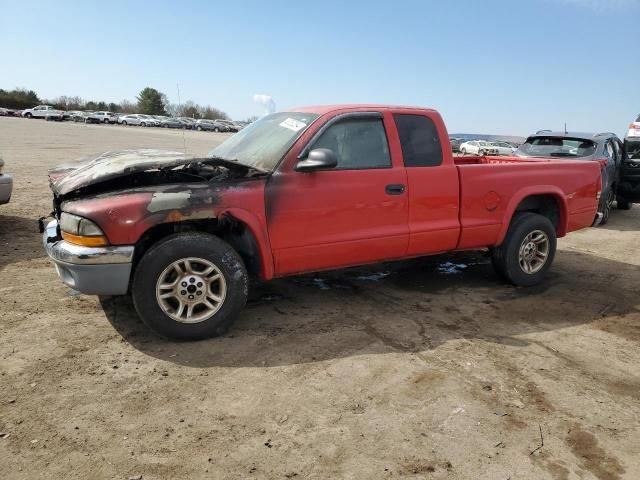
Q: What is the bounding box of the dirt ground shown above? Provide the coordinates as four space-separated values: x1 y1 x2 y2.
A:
1 117 639 480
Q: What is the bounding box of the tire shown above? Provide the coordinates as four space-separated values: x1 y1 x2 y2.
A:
598 188 615 225
213 127 220 132
25 112 32 118
132 232 248 340
103 118 108 124
122 121 127 126
461 148 466 155
479 149 485 156
196 125 202 131
491 212 557 287
617 196 632 210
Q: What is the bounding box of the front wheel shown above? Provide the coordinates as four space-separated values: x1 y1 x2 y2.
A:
25 112 32 118
598 189 615 225
461 148 466 155
491 212 557 286
132 233 248 339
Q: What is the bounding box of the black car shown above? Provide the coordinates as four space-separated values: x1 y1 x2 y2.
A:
516 131 624 225
617 137 640 209
449 137 463 153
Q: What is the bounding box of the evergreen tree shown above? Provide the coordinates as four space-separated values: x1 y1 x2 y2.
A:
136 87 167 115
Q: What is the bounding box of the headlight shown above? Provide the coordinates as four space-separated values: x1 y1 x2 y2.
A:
59 212 107 247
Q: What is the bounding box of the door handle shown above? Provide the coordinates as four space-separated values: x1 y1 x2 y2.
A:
385 184 405 195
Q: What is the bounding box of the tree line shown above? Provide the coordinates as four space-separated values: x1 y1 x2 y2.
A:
0 86 232 120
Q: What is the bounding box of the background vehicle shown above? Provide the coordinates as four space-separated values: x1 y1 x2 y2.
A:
490 141 517 155
159 117 185 129
194 119 217 131
459 140 499 155
22 105 63 119
139 115 160 127
618 136 640 208
0 158 12 205
86 111 117 124
117 114 143 126
177 117 195 129
627 114 640 138
216 119 239 132
516 131 623 224
42 105 602 340
449 137 463 153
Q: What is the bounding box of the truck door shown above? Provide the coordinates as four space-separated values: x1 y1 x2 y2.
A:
391 113 460 255
266 112 409 275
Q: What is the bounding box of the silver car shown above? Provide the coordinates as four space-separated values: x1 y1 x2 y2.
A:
118 114 143 126
0 158 13 205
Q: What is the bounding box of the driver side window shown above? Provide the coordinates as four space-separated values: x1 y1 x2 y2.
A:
311 117 391 170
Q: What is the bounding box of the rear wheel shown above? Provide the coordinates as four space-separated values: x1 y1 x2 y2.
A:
132 233 248 339
617 196 632 210
214 127 220 132
461 148 467 155
196 125 202 131
479 149 485 156
491 212 556 286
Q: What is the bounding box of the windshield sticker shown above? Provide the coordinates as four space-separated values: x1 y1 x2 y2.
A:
279 118 307 132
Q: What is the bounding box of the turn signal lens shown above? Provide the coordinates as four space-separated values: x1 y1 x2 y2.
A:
61 232 108 247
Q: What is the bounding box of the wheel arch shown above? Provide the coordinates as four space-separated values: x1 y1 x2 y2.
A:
497 188 568 245
132 209 274 281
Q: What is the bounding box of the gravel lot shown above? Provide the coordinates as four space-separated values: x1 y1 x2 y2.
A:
1 117 639 479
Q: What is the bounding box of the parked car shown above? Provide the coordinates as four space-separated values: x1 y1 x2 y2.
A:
0 158 13 205
617 136 640 209
63 110 82 121
138 115 161 127
490 141 517 156
193 119 217 131
86 111 117 124
159 117 185 129
627 114 640 138
71 111 92 123
459 140 499 155
515 131 623 224
177 117 195 129
22 105 64 120
449 137 463 153
42 105 602 340
216 120 239 132
118 114 143 126
0 107 18 116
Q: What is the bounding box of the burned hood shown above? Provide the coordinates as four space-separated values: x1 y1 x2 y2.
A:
49 149 197 196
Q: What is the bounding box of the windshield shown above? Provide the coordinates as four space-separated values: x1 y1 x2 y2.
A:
208 112 319 171
516 136 596 158
625 139 640 159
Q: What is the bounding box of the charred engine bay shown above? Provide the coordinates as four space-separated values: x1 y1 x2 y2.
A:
53 159 265 208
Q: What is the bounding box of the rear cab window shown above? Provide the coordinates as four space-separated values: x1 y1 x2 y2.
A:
393 114 442 167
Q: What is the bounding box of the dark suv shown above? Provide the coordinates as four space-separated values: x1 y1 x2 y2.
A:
516 131 623 224
618 137 640 209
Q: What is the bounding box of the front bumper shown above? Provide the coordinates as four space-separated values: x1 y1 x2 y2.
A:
0 174 13 205
42 220 134 295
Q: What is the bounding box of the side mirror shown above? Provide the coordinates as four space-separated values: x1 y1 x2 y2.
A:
295 148 338 172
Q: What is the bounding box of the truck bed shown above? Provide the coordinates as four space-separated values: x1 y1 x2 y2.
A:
454 155 601 249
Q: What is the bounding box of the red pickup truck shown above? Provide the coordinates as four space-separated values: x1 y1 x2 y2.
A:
42 105 602 339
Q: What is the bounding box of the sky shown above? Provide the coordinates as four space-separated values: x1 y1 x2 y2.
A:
1 0 639 136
